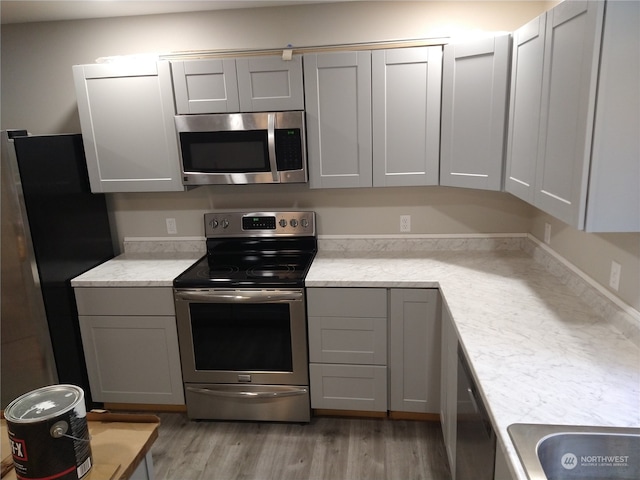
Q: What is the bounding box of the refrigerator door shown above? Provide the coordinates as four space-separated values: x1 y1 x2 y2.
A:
1 131 114 408
1 130 57 407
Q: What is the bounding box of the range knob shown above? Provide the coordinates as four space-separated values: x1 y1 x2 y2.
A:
209 219 219 229
300 218 309 228
290 219 298 228
221 219 230 229
279 219 288 228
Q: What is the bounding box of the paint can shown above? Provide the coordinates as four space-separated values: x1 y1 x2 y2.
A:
4 384 92 480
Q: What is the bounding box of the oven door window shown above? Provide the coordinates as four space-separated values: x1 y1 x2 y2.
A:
180 130 270 173
189 303 293 372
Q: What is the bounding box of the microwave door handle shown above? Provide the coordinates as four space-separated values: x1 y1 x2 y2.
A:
267 112 279 182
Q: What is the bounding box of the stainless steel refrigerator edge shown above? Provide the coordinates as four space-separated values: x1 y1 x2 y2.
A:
1 130 114 408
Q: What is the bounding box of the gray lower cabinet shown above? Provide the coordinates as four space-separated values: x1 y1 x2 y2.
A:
389 289 441 413
74 287 185 405
494 440 515 480
440 302 458 478
307 288 388 411
72 61 184 193
307 287 441 414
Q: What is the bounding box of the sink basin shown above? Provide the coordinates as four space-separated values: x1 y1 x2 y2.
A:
508 423 640 480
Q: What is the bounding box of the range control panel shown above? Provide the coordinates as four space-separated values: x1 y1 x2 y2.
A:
204 211 316 238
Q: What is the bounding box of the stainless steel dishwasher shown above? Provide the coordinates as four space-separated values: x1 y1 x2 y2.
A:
456 345 496 479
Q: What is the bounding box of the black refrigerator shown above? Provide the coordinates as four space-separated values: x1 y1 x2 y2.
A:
1 130 114 408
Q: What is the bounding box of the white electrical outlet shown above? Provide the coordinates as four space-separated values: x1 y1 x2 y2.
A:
400 215 411 233
609 260 621 291
166 218 177 235
544 223 551 244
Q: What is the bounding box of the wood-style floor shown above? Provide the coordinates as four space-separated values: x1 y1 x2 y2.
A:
151 413 452 480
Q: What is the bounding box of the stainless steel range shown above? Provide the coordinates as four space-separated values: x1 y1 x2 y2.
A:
173 211 316 422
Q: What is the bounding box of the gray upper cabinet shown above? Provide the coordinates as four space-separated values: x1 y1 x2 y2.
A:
171 55 303 114
506 0 638 232
372 47 442 187
304 51 373 188
236 55 304 111
72 61 184 193
504 14 546 203
440 34 511 191
583 0 639 232
305 47 442 189
534 0 604 228
171 58 239 114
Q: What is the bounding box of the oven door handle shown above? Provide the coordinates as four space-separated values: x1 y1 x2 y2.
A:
175 290 303 303
186 386 308 399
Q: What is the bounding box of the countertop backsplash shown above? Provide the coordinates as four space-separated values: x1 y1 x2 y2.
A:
116 233 639 347
123 236 206 255
317 233 639 347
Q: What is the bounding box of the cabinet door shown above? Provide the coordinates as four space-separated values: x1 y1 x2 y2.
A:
440 303 457 478
505 14 546 203
372 47 442 187
585 0 640 232
304 52 372 188
534 0 604 228
79 315 184 404
72 61 184 192
389 289 440 414
440 34 511 191
236 55 304 111
171 58 240 113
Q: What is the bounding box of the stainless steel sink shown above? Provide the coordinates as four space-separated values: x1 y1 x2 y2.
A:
508 423 640 480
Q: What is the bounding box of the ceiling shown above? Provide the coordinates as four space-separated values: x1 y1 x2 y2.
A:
0 1 353 25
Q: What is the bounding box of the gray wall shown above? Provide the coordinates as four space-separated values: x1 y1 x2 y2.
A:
2 1 638 311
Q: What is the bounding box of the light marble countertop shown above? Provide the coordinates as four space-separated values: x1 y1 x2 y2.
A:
70 236 640 480
71 252 203 287
306 247 640 480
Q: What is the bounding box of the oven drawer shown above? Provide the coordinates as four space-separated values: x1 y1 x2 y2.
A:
184 383 310 422
75 287 175 316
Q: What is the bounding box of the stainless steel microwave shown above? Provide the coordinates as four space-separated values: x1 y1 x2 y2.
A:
174 111 307 186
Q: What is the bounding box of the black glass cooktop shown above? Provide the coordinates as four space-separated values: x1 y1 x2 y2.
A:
174 237 317 288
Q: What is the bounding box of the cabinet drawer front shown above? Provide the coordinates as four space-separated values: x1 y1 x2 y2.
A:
75 287 175 316
309 364 387 412
306 288 387 317
308 316 387 364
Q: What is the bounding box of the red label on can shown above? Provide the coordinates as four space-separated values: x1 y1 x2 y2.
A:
10 437 28 460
